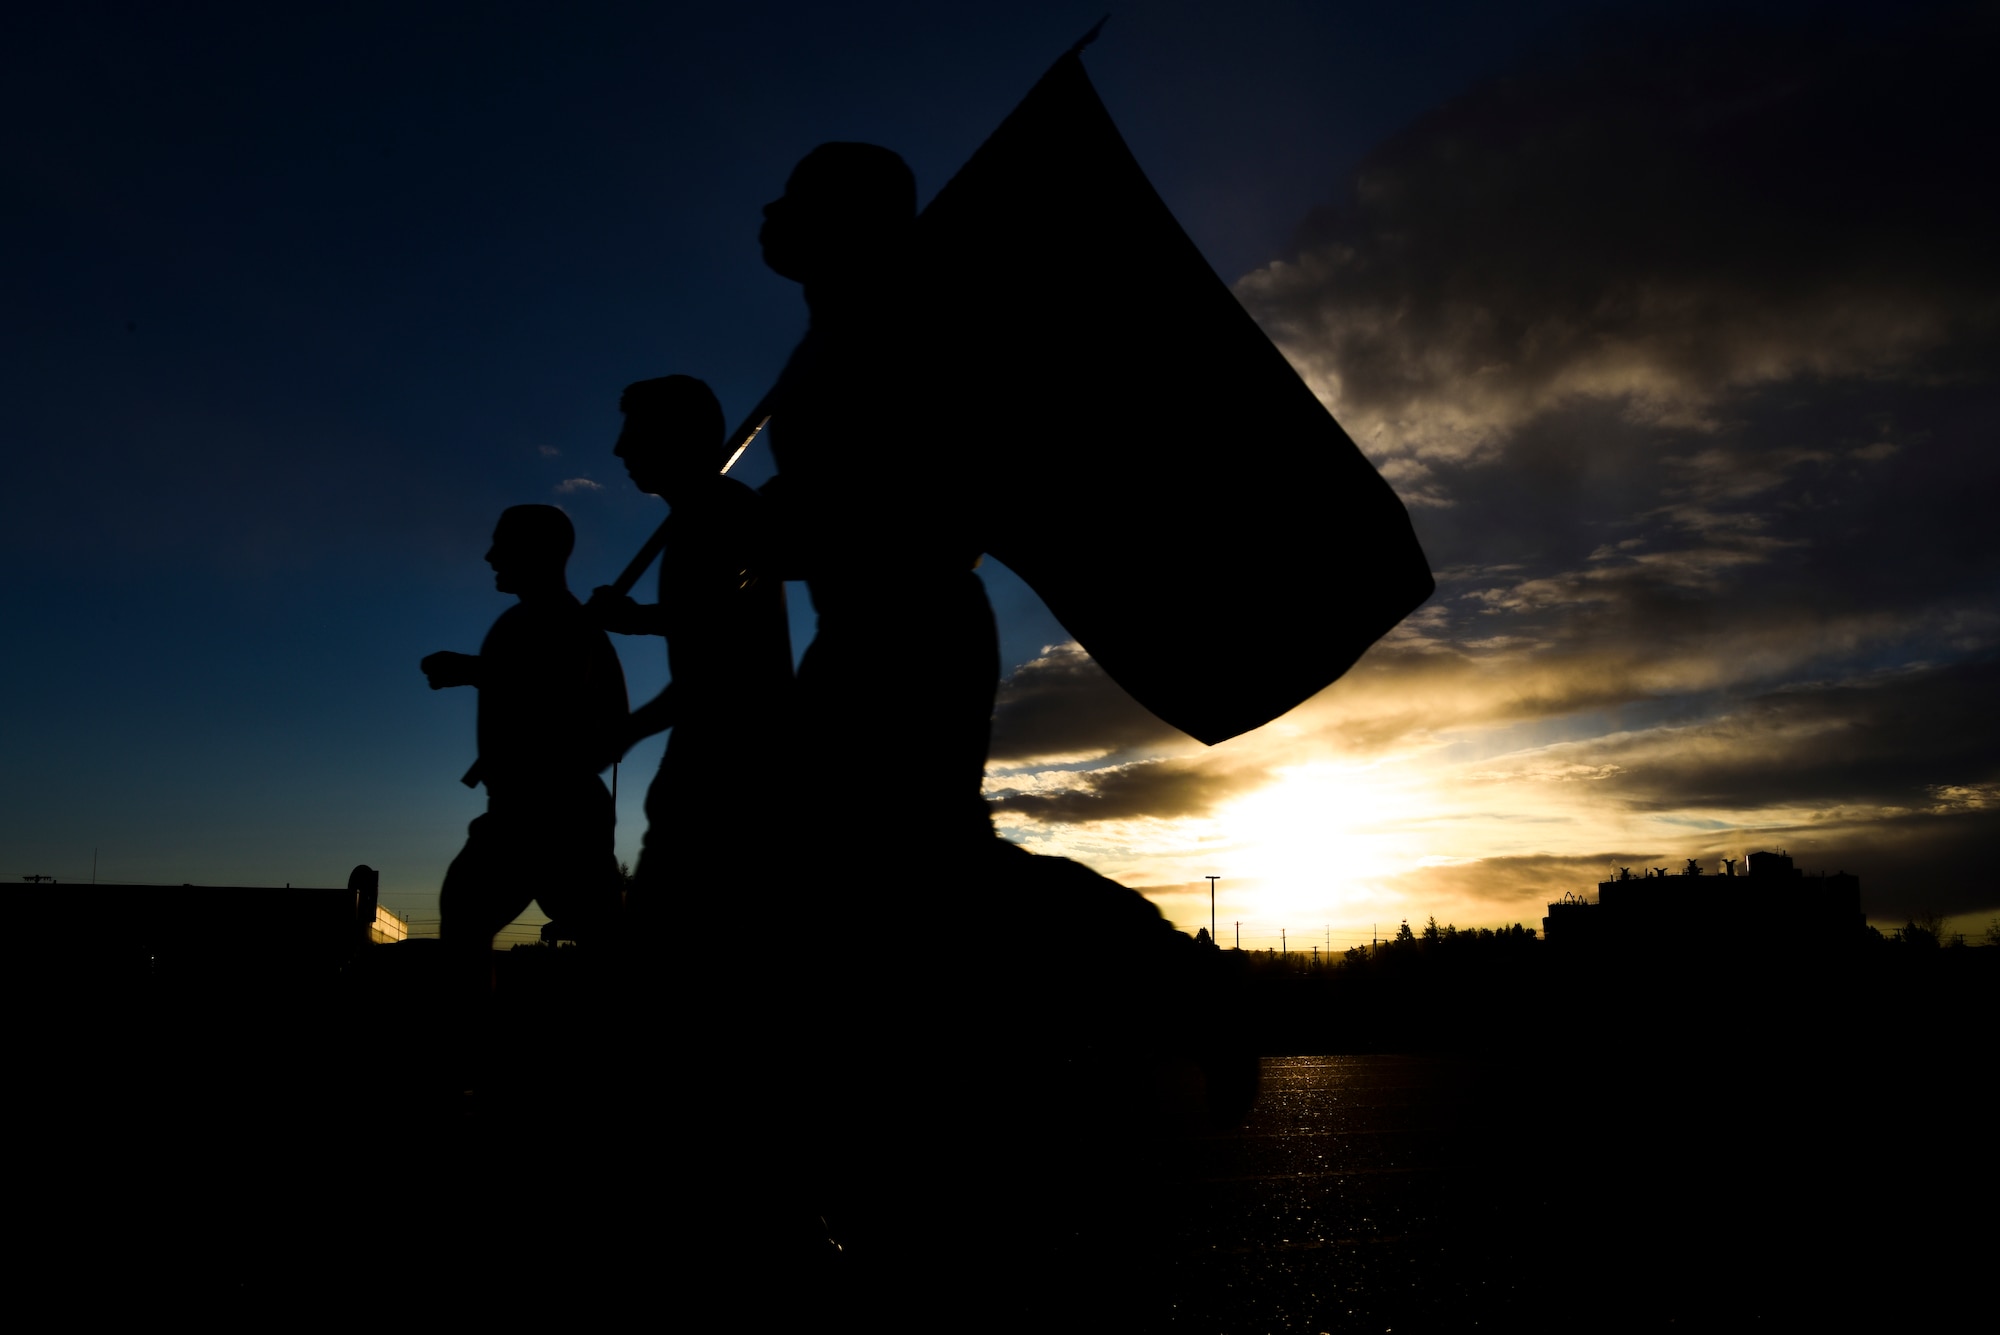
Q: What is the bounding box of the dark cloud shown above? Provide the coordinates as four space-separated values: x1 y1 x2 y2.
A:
1427 659 2000 921
987 642 1188 763
1582 658 2000 813
1744 806 2000 923
1407 379 2000 632
987 756 1257 825
1238 5 2000 462
1386 853 1657 919
1384 823 2000 926
1215 11 2000 798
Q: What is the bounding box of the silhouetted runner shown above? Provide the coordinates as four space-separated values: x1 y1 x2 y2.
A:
752 144 1033 1307
423 505 628 954
759 142 1000 854
586 376 792 931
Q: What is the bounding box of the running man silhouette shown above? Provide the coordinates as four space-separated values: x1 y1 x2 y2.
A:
586 376 793 932
584 379 800 1285
423 504 628 952
759 143 1000 855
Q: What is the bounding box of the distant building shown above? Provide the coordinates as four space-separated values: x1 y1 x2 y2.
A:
1543 851 1862 948
38 862 406 979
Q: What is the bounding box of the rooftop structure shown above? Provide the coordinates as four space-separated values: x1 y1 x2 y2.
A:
1543 851 1862 948
30 862 405 979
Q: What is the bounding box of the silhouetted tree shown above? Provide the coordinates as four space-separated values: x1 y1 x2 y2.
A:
1897 916 1944 949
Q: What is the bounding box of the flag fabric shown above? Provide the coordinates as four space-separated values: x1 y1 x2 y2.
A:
915 48 1434 746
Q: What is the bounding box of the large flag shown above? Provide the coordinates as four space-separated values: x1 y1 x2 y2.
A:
915 43 1434 746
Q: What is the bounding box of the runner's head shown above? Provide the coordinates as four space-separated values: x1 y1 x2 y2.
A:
761 142 915 285
487 504 574 594
616 375 729 495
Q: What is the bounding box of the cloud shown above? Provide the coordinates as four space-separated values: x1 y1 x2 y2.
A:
538 445 562 458
1284 595 1976 761
1216 15 2000 792
987 755 1260 825
1485 658 2000 816
1235 7 2000 466
553 477 602 494
1780 806 2000 920
1378 813 2000 926
1384 854 1645 920
1408 657 2000 918
980 610 1990 836
988 642 1189 764
1928 782 2000 814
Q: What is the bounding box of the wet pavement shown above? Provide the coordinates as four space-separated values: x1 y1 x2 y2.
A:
1156 1055 1526 1331
41 952 1978 1331
1146 1045 1981 1332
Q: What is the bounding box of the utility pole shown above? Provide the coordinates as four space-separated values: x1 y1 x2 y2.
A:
1282 928 1286 955
1234 920 1239 950
1205 875 1219 944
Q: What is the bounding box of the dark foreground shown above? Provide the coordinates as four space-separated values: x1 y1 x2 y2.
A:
27 944 1985 1331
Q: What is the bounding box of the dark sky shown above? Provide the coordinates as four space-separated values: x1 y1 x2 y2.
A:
6 0 1994 942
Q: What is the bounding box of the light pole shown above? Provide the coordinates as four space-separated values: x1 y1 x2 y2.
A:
1205 875 1220 944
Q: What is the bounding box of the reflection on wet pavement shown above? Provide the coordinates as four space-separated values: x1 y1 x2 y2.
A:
1158 1056 1511 1330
